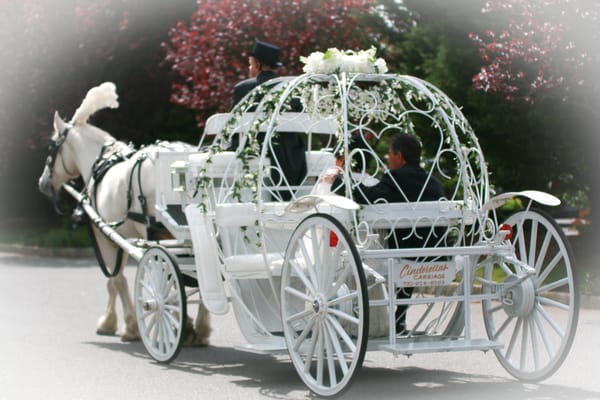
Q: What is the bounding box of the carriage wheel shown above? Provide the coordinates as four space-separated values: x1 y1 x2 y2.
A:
482 208 579 381
281 213 369 397
135 246 187 363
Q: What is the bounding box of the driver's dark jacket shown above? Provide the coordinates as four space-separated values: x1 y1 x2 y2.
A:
229 71 307 198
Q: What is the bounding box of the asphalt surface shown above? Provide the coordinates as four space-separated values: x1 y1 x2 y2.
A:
1 251 599 400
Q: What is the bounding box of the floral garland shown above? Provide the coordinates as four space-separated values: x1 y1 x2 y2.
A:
300 47 388 75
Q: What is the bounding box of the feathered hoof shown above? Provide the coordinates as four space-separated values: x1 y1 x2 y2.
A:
96 313 118 336
120 331 141 342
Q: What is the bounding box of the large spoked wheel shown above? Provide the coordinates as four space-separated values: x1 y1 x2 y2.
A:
281 213 369 397
135 246 187 363
482 208 579 381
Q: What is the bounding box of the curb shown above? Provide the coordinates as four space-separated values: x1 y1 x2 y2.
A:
0 243 95 258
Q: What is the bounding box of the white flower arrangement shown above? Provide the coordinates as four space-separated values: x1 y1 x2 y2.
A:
300 47 388 75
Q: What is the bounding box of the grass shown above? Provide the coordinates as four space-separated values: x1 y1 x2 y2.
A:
0 217 91 248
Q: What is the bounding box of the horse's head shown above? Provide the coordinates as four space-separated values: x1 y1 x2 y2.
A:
38 112 81 201
38 82 119 205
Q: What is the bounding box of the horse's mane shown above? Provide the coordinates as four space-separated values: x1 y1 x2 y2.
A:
70 82 119 126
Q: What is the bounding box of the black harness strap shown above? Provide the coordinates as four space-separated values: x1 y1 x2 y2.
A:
87 221 125 278
85 143 150 278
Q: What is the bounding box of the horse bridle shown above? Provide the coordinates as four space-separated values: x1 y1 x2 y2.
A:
45 126 76 179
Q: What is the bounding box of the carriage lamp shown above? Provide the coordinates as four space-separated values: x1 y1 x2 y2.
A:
170 160 188 192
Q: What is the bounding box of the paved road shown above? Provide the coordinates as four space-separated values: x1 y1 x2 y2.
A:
1 251 599 400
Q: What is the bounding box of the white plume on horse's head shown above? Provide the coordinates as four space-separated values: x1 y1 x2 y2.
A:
70 82 119 126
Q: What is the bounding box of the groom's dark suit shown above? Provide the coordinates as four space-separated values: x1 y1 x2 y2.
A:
230 71 307 200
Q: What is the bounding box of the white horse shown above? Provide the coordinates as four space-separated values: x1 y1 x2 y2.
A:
38 82 211 345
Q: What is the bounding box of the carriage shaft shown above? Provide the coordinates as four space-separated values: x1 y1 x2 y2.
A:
62 183 145 261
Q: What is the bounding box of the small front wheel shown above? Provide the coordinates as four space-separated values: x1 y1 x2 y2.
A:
135 246 187 363
482 209 579 381
281 213 368 397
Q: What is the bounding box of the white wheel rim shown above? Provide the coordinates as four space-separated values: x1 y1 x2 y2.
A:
135 247 186 362
281 215 367 396
482 210 578 380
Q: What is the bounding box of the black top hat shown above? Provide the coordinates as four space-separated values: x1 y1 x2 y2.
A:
249 40 283 67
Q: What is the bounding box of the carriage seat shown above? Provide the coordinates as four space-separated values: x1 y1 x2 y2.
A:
202 112 338 141
215 202 287 278
359 200 478 230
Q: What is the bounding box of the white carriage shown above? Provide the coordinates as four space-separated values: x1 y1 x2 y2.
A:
74 71 578 396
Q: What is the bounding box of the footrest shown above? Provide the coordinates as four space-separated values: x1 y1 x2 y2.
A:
234 341 288 355
379 338 503 355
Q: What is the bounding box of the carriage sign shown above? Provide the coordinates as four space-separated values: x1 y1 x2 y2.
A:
394 260 456 287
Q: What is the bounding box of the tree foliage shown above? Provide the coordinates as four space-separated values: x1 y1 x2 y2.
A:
469 0 600 103
163 0 376 125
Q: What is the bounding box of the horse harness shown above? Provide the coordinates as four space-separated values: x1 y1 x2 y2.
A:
45 127 76 179
85 141 156 278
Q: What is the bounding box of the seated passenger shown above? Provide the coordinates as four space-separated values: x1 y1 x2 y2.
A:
326 133 445 334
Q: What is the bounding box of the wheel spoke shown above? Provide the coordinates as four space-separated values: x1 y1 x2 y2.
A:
286 308 314 324
293 315 317 353
529 317 540 371
298 239 319 293
325 319 349 375
309 225 324 285
487 302 504 315
326 262 352 299
327 315 356 353
536 303 565 337
514 220 527 262
164 303 182 313
328 307 359 325
534 230 553 274
505 317 523 360
289 258 317 296
302 321 319 374
533 309 555 358
316 323 325 386
536 251 563 286
493 314 515 340
520 318 528 370
327 289 359 307
538 296 570 311
538 277 569 294
163 308 181 329
323 321 337 387
528 220 538 268
284 285 314 303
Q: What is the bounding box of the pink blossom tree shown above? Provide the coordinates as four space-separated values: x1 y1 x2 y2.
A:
163 0 376 125
469 0 600 103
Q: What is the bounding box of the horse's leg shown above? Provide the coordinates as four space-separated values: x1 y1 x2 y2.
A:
113 264 139 342
92 227 139 341
94 229 119 336
192 303 211 346
96 276 118 336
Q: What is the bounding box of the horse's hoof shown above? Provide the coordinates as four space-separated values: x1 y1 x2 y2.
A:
97 314 118 335
96 328 117 336
120 332 141 342
193 336 210 347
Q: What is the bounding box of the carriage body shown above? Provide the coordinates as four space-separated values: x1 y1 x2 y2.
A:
144 72 577 396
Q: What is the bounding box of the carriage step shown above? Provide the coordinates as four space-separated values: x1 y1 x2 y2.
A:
379 339 503 356
234 341 288 355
